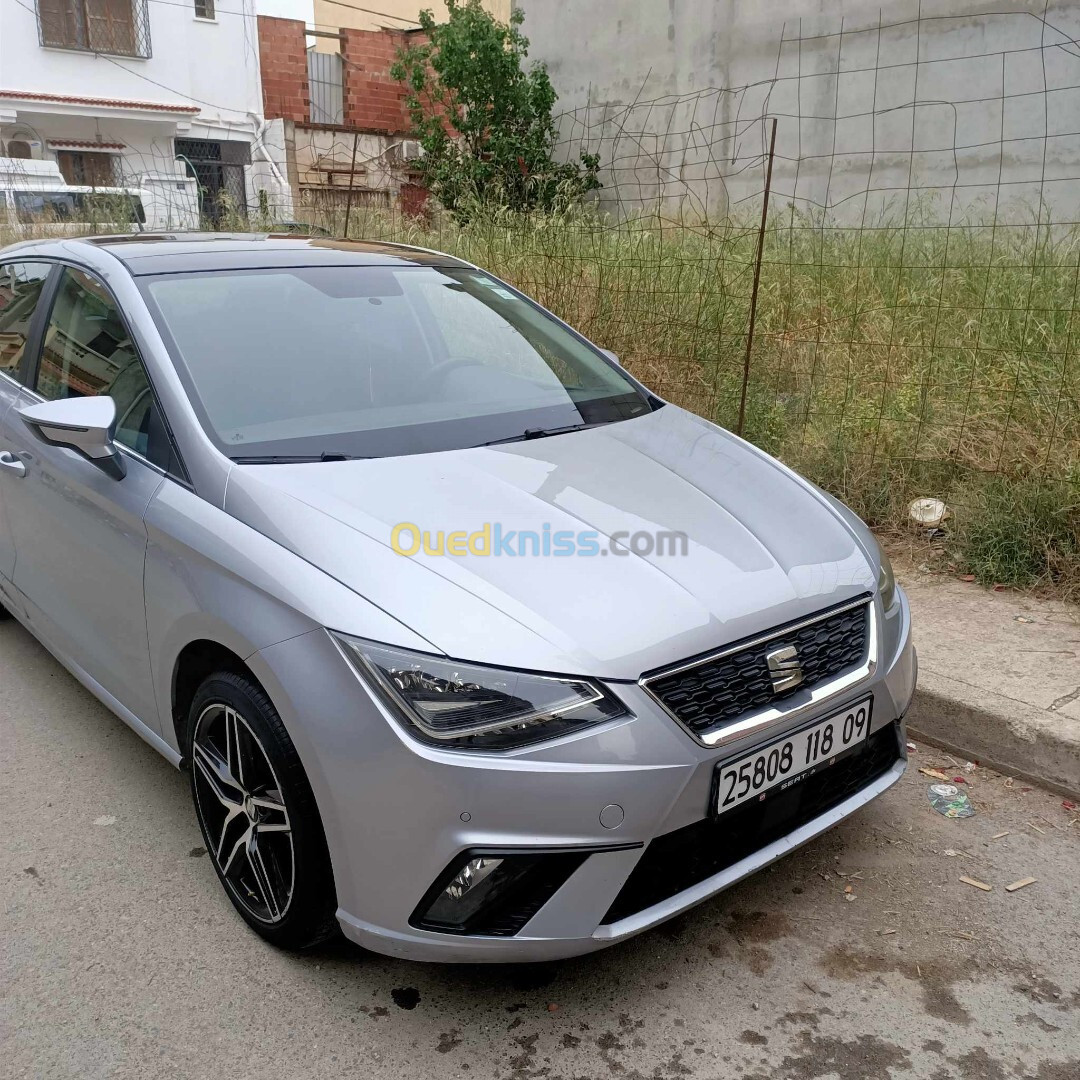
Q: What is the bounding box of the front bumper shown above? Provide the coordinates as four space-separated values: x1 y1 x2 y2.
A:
252 588 916 963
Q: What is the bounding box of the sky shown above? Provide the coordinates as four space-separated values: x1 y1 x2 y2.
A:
255 0 314 23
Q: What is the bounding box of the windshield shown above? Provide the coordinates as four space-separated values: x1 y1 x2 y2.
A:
142 265 653 459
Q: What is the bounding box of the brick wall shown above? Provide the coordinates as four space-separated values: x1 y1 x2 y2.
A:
341 28 416 134
258 19 433 211
258 16 310 124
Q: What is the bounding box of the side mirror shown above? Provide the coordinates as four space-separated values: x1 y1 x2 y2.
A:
600 348 622 367
18 396 127 480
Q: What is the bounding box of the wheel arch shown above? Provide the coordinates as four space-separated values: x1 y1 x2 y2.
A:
154 616 336 841
181 641 341 947
171 638 262 761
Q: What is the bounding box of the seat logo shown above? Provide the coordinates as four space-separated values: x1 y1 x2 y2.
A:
766 645 804 693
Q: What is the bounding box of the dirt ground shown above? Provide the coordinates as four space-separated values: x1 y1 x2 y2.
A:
2 616 1078 1079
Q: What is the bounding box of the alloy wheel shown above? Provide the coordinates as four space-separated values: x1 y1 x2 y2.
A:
191 703 295 924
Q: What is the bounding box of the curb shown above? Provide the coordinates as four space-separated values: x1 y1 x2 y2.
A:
906 669 1080 800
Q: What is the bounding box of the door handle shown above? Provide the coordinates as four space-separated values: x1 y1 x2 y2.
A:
0 451 26 477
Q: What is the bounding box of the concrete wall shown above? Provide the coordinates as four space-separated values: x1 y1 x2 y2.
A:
516 0 1080 224
250 116 293 218
291 123 399 208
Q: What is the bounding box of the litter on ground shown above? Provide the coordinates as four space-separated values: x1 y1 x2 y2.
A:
1005 877 1037 893
919 767 951 781
928 784 976 818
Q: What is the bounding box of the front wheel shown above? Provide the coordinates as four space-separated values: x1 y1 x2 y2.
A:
187 671 338 949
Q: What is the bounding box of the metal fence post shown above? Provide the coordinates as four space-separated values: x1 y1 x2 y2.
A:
343 131 360 239
736 117 778 438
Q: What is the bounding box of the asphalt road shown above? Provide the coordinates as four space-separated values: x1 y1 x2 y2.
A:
2 616 1079 1080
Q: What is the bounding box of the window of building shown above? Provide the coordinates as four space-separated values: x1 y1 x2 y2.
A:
194 0 215 18
37 0 151 59
56 150 120 187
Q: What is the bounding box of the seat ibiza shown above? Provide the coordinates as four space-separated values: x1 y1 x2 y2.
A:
0 235 915 961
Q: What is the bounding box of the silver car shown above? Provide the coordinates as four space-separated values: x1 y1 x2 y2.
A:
0 235 915 962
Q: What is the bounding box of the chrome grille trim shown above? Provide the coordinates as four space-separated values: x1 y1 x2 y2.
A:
640 596 877 748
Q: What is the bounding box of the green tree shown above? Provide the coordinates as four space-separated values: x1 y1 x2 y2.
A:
390 0 600 217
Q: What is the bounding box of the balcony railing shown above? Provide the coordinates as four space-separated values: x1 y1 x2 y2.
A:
37 0 152 60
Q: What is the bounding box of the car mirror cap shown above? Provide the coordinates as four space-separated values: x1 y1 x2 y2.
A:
18 396 127 480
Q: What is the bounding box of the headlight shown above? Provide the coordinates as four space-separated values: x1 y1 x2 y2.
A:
878 550 897 610
335 635 627 750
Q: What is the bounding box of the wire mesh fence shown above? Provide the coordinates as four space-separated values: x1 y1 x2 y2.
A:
1 3 1077 591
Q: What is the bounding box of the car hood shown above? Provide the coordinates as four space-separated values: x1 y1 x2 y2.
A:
224 406 877 679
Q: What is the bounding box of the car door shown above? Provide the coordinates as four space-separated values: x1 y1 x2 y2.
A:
0 260 53 593
2 264 177 731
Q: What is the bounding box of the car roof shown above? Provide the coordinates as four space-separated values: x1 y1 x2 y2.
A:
2 233 472 276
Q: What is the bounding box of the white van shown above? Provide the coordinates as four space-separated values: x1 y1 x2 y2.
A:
0 158 200 236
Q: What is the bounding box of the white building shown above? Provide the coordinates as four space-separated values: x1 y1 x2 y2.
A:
0 0 290 224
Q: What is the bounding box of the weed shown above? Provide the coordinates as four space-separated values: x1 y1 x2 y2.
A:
4 200 1076 596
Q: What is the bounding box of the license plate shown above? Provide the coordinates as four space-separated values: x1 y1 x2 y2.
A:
714 698 873 816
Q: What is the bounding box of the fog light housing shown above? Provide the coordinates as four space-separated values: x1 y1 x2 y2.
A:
412 850 588 936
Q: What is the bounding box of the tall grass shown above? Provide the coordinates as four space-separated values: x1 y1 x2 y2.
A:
4 201 1077 596
339 201 1079 597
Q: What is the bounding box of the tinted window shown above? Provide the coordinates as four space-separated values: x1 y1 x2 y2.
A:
0 261 51 379
38 267 168 463
13 191 78 222
141 266 651 460
13 190 144 225
81 192 145 225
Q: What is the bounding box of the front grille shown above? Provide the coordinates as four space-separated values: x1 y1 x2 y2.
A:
602 722 901 924
643 597 871 740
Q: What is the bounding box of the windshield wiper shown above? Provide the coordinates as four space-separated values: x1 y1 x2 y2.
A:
476 420 615 448
230 451 357 464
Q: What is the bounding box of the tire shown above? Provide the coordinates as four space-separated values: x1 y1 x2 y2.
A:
186 671 338 949
0 604 11 621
